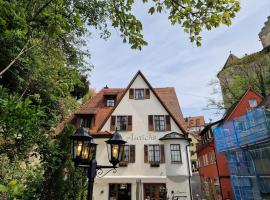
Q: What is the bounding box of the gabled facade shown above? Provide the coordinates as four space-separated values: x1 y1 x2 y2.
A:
197 88 263 200
60 71 192 200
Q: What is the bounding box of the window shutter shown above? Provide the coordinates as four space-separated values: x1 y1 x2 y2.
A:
160 144 165 163
144 145 148 163
128 115 132 131
110 116 116 131
145 89 150 99
129 145 135 163
148 115 154 131
129 88 134 99
165 115 171 131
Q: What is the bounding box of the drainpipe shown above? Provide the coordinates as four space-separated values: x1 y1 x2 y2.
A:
212 143 223 199
186 139 193 200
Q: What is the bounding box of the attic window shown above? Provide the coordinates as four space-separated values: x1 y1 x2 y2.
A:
248 99 257 108
135 89 145 99
79 115 94 128
104 95 116 107
106 99 115 107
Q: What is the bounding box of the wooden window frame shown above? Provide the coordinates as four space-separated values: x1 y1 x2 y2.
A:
154 115 166 131
170 144 182 163
134 88 145 100
106 99 115 107
116 116 128 131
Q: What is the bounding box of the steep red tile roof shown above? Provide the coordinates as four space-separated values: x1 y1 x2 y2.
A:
55 71 187 135
154 87 187 130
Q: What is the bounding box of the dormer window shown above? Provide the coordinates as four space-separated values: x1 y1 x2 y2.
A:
106 99 115 107
104 94 116 107
79 115 94 128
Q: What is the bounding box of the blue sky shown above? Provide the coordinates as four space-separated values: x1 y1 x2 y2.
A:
86 0 270 123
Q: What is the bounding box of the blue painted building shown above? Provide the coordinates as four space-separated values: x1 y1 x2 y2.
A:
214 107 270 200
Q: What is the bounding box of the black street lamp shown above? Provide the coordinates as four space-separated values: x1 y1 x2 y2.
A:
70 128 126 200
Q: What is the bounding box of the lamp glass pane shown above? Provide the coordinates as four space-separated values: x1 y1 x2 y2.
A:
112 144 119 160
75 140 83 158
118 145 124 161
81 142 89 160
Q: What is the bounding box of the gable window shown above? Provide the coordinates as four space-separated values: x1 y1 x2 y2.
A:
110 115 132 131
117 116 128 131
106 99 115 107
154 115 165 131
135 89 145 99
129 88 150 99
148 145 160 162
248 99 257 108
170 144 182 163
148 115 171 131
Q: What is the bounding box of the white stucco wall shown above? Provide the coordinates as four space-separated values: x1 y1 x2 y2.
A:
93 74 191 200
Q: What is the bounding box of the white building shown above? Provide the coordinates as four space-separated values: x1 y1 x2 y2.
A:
66 71 192 200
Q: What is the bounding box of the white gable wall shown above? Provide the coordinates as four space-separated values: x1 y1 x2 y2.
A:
94 74 191 200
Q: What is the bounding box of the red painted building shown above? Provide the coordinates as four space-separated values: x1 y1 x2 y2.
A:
197 88 263 199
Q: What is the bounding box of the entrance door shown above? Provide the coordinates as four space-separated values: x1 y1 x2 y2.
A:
109 184 131 200
143 183 166 200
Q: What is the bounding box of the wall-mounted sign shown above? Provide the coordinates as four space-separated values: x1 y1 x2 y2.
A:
125 133 157 141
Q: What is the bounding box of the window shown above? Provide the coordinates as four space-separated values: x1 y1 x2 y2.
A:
203 154 209 166
117 116 128 131
122 145 130 162
154 115 165 131
209 151 216 164
119 145 135 166
148 145 160 162
135 89 145 99
248 99 257 108
170 144 182 163
106 99 115 107
80 117 92 128
111 115 132 131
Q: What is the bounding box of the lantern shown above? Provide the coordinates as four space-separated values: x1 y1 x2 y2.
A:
70 127 97 167
105 130 126 167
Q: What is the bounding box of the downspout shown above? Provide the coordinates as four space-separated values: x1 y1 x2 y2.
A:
186 138 193 200
212 142 224 199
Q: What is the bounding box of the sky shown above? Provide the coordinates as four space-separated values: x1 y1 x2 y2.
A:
86 0 270 123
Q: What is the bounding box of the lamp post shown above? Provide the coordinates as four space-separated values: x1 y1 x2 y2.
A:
70 128 126 200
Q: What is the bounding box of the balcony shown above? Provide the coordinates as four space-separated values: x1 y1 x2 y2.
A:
214 108 270 152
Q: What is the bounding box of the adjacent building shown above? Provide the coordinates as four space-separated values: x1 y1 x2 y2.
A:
214 97 270 199
59 71 192 200
185 116 205 133
188 132 200 172
197 88 263 200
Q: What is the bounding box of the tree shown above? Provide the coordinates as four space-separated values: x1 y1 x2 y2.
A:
0 0 240 76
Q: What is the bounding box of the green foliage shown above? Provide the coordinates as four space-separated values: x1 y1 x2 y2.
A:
0 86 44 160
40 124 88 200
